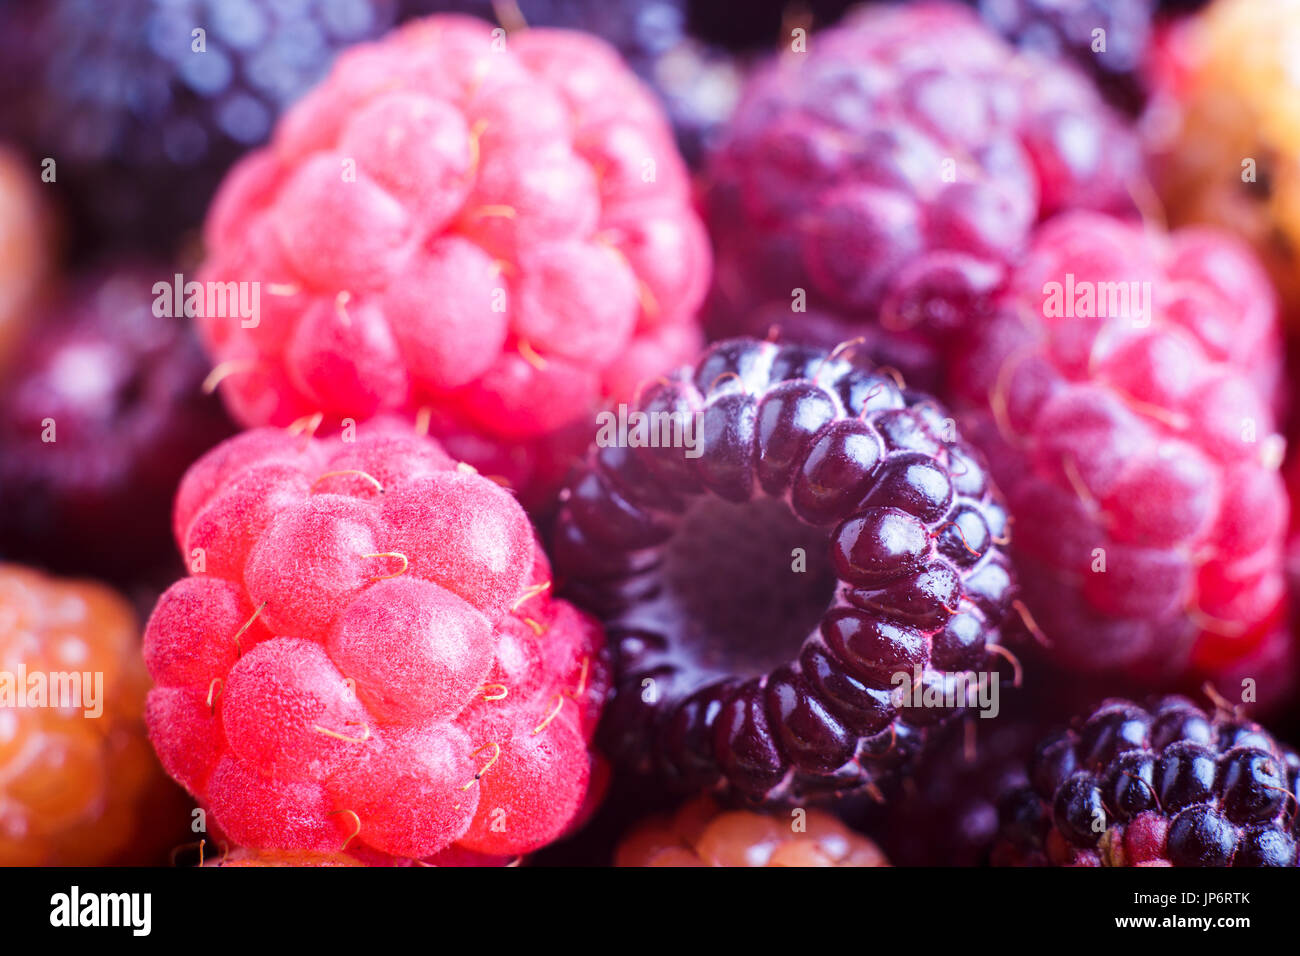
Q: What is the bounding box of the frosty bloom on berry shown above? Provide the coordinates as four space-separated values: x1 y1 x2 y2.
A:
993 696 1300 867
948 212 1287 679
700 1 1139 384
555 338 1016 802
145 420 608 860
196 14 709 501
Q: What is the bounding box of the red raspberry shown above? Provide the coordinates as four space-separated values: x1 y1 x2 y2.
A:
145 419 609 860
0 564 185 866
615 794 888 867
197 14 709 501
701 2 1139 386
948 212 1287 679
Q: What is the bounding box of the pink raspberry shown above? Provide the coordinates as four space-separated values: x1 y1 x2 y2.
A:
196 15 709 502
701 1 1139 387
947 212 1287 680
144 419 609 860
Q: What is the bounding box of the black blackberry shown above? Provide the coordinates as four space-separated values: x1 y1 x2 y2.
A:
0 263 235 584
993 696 1300 866
975 0 1155 113
0 0 397 251
686 0 858 51
554 337 1016 802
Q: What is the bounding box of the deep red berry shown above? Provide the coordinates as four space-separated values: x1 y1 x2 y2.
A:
701 1 1139 385
146 419 608 860
947 212 1286 679
555 337 1016 802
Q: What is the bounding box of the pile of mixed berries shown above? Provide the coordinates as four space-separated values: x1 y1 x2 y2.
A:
2 0 1300 870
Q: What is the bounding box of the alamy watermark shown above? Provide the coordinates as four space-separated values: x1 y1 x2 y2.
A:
595 403 702 458
0 664 103 718
891 666 1000 718
152 273 260 328
1043 273 1152 327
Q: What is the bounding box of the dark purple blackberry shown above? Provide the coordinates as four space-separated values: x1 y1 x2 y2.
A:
867 703 1045 866
0 264 235 585
0 0 397 251
701 3 1140 388
686 0 857 51
993 696 1300 866
554 337 1016 802
975 0 1155 113
401 0 686 71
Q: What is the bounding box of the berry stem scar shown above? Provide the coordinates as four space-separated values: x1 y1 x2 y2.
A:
231 600 267 655
510 580 550 612
518 339 547 370
1012 598 1050 647
932 520 982 556
987 643 1023 688
314 722 371 743
532 693 566 735
206 677 223 714
311 469 385 494
461 742 501 790
329 809 362 850
362 551 408 581
201 359 256 394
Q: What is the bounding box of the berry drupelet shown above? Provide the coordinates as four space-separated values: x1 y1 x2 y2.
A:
701 1 1139 385
146 420 609 860
994 696 1300 866
554 337 1017 803
948 212 1287 679
196 14 709 504
615 794 888 866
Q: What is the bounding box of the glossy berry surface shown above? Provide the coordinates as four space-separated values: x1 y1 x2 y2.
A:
0 0 398 251
948 213 1286 678
0 265 235 585
0 145 54 372
615 794 888 866
0 564 180 866
145 420 608 859
994 696 1300 866
197 14 709 502
555 337 1016 801
1146 0 1300 319
701 1 1139 383
975 0 1154 113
